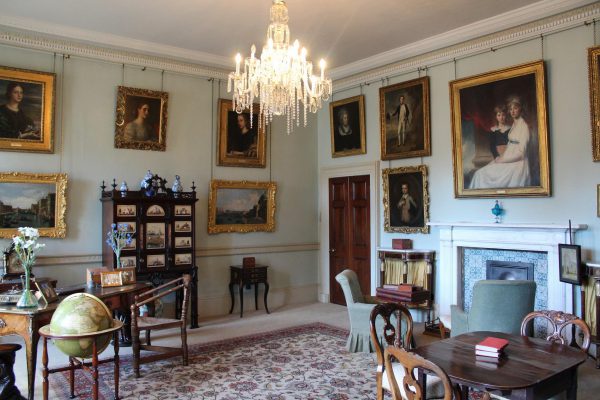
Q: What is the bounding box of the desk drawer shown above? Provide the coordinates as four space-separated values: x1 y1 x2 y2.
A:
102 295 121 310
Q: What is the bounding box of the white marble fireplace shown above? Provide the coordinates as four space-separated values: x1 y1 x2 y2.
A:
428 222 587 317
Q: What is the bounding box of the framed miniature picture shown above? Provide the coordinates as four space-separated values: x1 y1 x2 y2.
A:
0 172 67 238
450 60 550 198
589 45 600 161
119 256 136 268
0 66 56 153
174 253 192 265
382 165 430 234
174 205 192 216
123 238 136 251
35 280 58 303
217 99 266 168
146 204 165 217
174 221 192 233
558 244 582 285
147 254 165 268
116 205 136 217
120 221 136 233
208 180 277 234
114 86 168 151
379 77 430 160
329 95 366 157
145 223 166 249
175 237 192 248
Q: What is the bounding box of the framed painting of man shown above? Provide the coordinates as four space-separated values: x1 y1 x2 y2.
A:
208 180 276 234
0 66 55 153
450 60 550 198
329 95 366 157
114 86 168 151
379 76 430 160
0 172 67 238
217 99 266 168
382 165 429 234
588 45 600 161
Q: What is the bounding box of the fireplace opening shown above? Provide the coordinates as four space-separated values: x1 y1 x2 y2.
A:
486 261 534 281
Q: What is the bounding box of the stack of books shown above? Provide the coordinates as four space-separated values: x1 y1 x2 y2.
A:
375 284 430 303
475 337 508 368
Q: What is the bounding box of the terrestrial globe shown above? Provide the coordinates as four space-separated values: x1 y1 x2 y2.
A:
49 293 113 358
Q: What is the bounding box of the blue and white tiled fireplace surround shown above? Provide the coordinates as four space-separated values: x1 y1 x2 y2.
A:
431 222 588 319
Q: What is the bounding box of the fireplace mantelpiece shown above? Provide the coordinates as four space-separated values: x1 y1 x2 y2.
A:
428 222 587 317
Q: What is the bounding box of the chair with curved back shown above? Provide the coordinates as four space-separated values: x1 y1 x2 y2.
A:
384 345 461 400
520 310 591 352
370 302 444 400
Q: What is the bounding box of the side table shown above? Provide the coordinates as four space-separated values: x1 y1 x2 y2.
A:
228 265 270 318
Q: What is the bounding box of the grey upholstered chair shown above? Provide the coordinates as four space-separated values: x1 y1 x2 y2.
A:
449 280 536 337
335 269 379 352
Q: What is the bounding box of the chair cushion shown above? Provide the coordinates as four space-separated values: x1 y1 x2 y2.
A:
381 361 445 399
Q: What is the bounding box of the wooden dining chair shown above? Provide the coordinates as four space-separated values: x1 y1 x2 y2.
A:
384 345 460 400
520 310 591 352
130 274 191 378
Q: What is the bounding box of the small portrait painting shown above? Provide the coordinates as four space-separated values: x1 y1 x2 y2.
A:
450 61 550 198
115 86 168 151
217 99 266 168
558 244 582 285
0 66 55 153
329 95 366 157
379 77 430 160
35 280 58 303
382 165 430 234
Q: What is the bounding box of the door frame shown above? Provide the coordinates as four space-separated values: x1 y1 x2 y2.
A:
318 161 380 303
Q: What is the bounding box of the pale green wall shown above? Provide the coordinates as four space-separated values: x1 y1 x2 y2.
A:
0 44 319 318
318 24 599 302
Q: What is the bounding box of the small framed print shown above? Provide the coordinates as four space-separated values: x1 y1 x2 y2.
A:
329 95 366 157
147 254 165 268
35 279 58 303
558 244 582 285
174 221 192 232
146 223 166 249
123 238 136 251
175 205 192 216
175 253 192 265
119 267 136 285
120 221 136 233
101 270 124 287
116 205 136 217
146 204 165 217
119 256 136 268
175 237 192 248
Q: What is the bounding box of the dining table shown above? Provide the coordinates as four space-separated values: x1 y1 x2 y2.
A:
413 331 588 400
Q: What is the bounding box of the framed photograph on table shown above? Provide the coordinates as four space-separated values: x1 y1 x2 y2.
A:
114 86 168 151
588 45 600 161
0 172 67 238
558 244 582 285
35 280 58 303
329 95 366 157
0 66 56 153
217 99 266 168
379 77 430 160
450 60 550 198
208 180 277 234
382 165 429 234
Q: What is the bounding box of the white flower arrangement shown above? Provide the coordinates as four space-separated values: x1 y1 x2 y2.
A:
12 227 45 271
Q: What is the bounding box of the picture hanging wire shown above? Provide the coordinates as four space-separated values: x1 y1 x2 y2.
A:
568 219 573 245
59 54 67 173
161 70 165 92
453 58 457 80
418 67 421 77
540 34 544 60
594 19 598 46
52 52 56 73
210 78 215 181
359 83 363 95
269 124 273 182
122 63 125 85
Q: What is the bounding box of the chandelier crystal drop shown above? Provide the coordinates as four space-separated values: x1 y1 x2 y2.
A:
228 0 332 133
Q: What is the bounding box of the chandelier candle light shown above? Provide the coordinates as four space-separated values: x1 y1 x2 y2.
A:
228 0 332 133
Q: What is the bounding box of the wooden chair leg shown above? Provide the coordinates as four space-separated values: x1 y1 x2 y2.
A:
132 328 141 378
182 326 188 366
145 330 151 346
113 330 120 400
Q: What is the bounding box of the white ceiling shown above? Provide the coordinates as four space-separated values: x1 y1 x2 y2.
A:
0 0 594 76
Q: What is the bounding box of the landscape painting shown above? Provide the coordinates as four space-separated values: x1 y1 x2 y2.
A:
208 180 277 234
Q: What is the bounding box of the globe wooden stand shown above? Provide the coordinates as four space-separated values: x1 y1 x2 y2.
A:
38 320 123 400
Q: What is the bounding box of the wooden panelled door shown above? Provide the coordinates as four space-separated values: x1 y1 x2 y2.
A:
328 175 371 306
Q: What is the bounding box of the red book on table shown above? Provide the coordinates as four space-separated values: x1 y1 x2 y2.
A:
475 337 509 353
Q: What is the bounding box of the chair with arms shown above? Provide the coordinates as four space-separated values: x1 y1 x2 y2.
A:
384 345 460 400
370 302 444 400
335 269 379 352
447 280 536 337
130 274 191 378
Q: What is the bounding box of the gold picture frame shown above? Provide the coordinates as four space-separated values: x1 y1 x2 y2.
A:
0 172 67 238
0 66 56 153
329 95 366 157
114 86 168 151
217 99 266 168
382 165 430 234
450 60 550 198
597 184 600 217
588 45 600 161
208 180 277 234
379 76 431 160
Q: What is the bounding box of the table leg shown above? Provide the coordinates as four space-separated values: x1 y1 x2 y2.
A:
228 282 235 314
254 283 259 310
264 282 270 314
566 367 578 400
596 344 600 369
42 338 49 400
239 282 244 318
22 324 40 400
459 385 469 400
113 331 120 400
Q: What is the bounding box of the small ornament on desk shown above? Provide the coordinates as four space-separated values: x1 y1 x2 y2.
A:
392 239 412 250
172 175 183 197
491 200 503 223
243 257 256 268
141 170 153 189
120 181 128 197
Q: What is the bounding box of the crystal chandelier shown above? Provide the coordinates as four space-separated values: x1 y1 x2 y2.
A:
228 0 332 133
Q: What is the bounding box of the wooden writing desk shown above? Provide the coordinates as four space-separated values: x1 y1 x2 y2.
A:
0 282 151 400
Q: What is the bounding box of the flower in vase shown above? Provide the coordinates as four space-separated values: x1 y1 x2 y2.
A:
12 227 45 271
106 223 135 267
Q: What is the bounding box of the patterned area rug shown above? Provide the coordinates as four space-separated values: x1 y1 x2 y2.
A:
50 323 379 399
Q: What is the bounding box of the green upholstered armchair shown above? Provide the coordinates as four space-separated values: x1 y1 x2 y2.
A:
335 269 379 352
450 280 536 337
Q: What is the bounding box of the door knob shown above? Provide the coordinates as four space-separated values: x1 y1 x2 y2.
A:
330 248 336 253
